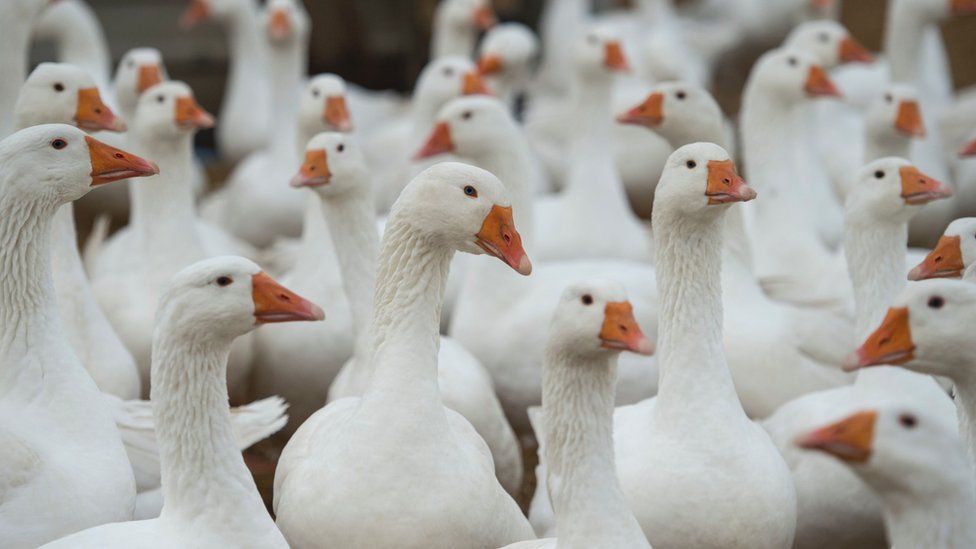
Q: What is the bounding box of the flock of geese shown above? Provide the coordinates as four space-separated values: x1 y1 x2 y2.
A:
5 0 976 547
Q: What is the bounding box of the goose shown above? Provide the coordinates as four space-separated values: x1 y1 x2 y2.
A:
430 0 495 59
420 97 660 435
88 82 256 402
907 217 976 280
532 27 653 263
616 81 851 416
476 22 539 114
0 0 51 136
200 0 311 247
274 162 535 548
14 62 138 399
798 406 976 548
0 124 157 547
179 0 272 163
501 281 653 549
605 143 797 548
32 0 113 93
41 256 322 549
761 157 957 549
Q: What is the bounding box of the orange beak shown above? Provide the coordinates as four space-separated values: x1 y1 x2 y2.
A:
604 41 630 72
908 235 964 280
705 159 756 204
843 307 915 371
960 137 976 157
838 36 874 63
415 121 454 160
810 0 834 10
472 4 496 30
175 96 215 130
475 205 532 276
899 165 952 205
804 65 841 98
951 0 976 15
268 8 292 40
600 301 654 355
894 100 925 137
74 88 126 132
462 71 491 95
85 135 159 186
477 53 504 76
616 92 664 127
324 96 352 132
252 272 324 323
179 0 210 29
796 410 877 463
137 64 163 94
290 149 331 188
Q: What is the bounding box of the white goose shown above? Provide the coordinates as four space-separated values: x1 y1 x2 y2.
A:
32 0 112 93
907 217 976 280
798 406 976 548
0 0 51 136
274 162 535 548
430 0 495 59
503 281 653 549
761 157 957 549
476 22 539 114
610 143 796 548
0 124 157 547
42 256 322 549
180 0 272 163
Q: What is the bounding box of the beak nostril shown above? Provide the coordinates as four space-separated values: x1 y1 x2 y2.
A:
279 294 290 301
620 325 628 332
95 108 102 114
723 178 731 185
935 256 943 263
114 153 124 159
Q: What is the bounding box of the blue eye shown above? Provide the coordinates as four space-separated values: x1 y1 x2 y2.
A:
464 185 477 197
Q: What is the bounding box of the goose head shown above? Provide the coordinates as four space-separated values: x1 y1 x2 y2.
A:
654 142 755 218
843 279 976 377
476 22 539 81
416 96 515 160
845 157 951 225
616 82 724 144
908 217 976 280
134 82 214 142
866 84 926 141
262 0 309 46
158 256 323 343
16 63 125 132
393 162 531 275
114 48 168 118
960 135 976 158
574 26 630 80
749 47 840 104
414 56 491 111
0 124 157 205
291 132 368 194
549 280 654 359
797 405 963 495
179 0 249 29
298 74 352 135
784 20 873 68
434 0 496 34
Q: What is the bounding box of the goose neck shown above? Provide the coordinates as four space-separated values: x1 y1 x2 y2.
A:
463 139 535 244
740 85 795 194
542 349 648 548
358 217 453 426
843 217 907 338
431 16 475 59
0 2 39 136
266 39 306 156
883 0 929 84
864 130 911 163
951 386 976 472
49 3 112 89
652 206 742 423
150 329 272 527
879 468 976 549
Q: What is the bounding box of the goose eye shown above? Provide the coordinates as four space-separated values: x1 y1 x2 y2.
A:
898 413 917 428
884 93 893 103
312 89 320 98
874 170 885 179
676 91 686 100
686 160 697 169
818 32 829 43
788 57 798 67
443 67 454 77
337 144 345 153
462 110 473 120
928 295 944 309
463 185 478 197
51 138 68 150
581 294 593 305
53 83 65 92
216 276 233 287
157 95 165 104
127 60 135 69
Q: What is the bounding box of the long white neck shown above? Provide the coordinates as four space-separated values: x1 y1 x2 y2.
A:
535 0 587 94
877 465 976 549
150 326 275 532
129 129 204 270
267 38 306 162
223 1 266 102
432 16 475 59
0 2 41 136
357 217 452 429
542 348 649 549
864 128 911 164
464 137 535 244
951 384 976 473
652 203 744 423
883 1 929 86
45 1 113 90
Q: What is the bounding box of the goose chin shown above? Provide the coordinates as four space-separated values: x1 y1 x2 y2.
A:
903 191 950 205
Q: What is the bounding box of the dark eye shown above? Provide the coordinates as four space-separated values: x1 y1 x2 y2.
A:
675 90 686 100
156 95 165 103
463 185 477 197
928 295 944 309
884 93 893 103
898 413 917 428
686 160 697 169
216 276 233 287
462 110 473 120
818 32 829 43
337 144 345 152
312 89 320 98
874 170 885 179
788 56 798 67
51 138 68 150
443 67 454 77
53 83 65 92
581 294 593 305
127 60 135 69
